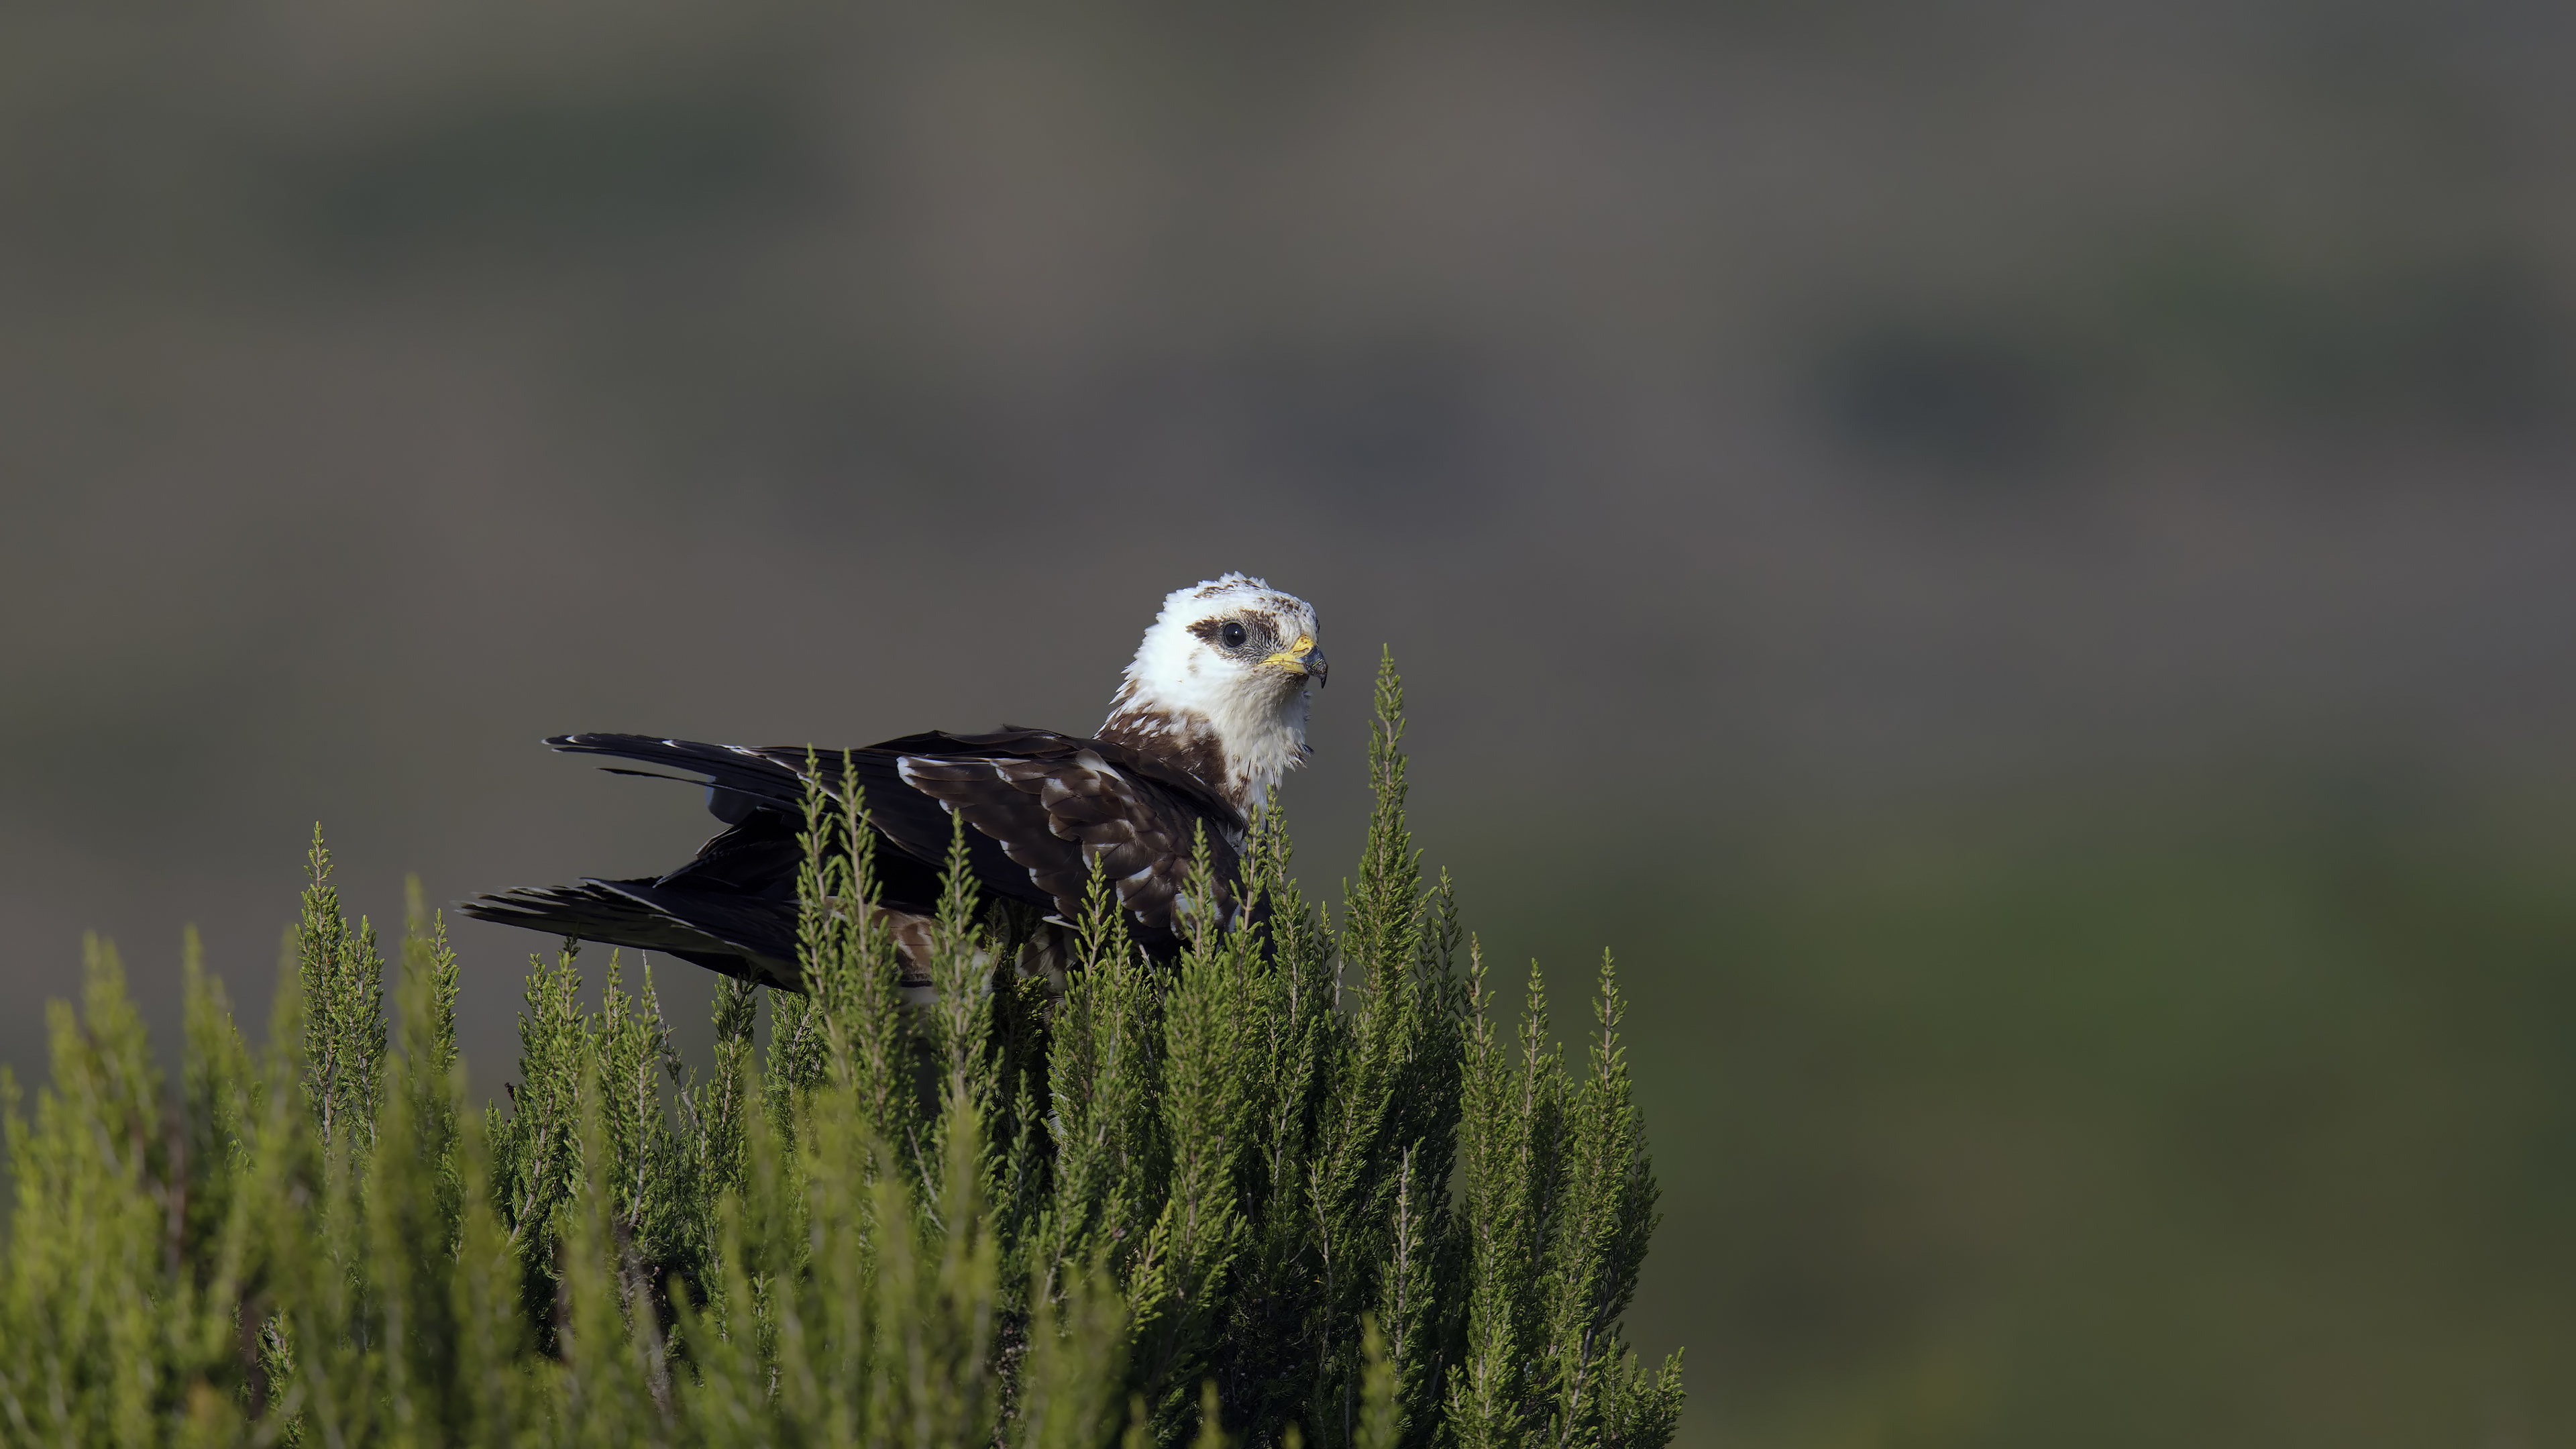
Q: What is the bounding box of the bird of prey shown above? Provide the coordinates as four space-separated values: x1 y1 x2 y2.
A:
462 574 1325 989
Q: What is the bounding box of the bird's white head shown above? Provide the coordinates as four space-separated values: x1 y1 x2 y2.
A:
1100 573 1326 814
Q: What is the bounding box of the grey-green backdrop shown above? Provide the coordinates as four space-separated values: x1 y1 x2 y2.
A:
6 3 2576 1443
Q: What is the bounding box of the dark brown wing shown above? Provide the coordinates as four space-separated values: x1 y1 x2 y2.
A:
533 729 1242 953
892 743 1238 948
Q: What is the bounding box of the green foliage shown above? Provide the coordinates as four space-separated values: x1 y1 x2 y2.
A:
0 655 1679 1448
300 825 387 1154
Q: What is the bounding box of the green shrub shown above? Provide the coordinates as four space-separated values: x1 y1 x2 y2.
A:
0 655 1682 1448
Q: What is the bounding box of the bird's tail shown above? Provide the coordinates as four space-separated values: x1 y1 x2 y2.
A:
460 877 804 991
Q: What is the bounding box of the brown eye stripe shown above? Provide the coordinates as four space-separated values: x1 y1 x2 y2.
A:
1188 616 1270 649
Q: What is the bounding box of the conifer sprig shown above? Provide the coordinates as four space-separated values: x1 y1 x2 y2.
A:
298 824 385 1152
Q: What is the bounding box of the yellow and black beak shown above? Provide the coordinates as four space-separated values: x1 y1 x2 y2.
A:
1265 635 1327 686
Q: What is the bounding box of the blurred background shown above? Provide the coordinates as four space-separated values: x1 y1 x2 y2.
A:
7 0 2576 1442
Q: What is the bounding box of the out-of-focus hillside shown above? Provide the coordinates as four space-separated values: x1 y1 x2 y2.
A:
6 2 2576 1443
1461 782 2576 1446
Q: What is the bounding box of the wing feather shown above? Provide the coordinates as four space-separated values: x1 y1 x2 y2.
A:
537 729 1241 956
895 746 1235 945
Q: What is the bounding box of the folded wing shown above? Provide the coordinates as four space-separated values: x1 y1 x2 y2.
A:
463 729 1242 980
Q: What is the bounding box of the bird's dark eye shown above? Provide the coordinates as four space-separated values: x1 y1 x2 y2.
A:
1220 621 1248 649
